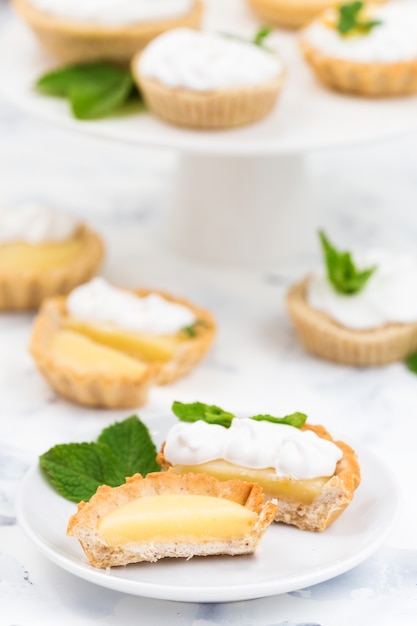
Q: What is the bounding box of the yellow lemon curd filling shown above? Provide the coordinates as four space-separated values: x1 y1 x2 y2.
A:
62 317 185 363
97 494 257 546
0 238 85 271
171 460 330 505
50 330 149 376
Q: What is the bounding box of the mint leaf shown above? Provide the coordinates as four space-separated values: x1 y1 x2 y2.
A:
39 442 126 503
253 26 273 47
337 2 382 36
406 353 417 375
319 231 377 295
36 62 140 120
39 416 160 502
172 401 235 428
250 412 307 428
97 415 160 477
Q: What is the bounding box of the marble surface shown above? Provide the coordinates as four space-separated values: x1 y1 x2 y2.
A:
1 2 417 624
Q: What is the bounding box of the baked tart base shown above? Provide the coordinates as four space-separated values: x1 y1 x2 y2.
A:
12 0 204 65
0 224 103 311
67 469 278 567
134 72 285 130
287 278 417 366
158 423 361 532
299 37 417 97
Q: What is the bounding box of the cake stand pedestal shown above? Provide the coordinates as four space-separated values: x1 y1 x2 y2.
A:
168 153 309 265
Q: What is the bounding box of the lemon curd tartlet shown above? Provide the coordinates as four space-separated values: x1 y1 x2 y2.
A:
0 204 103 311
67 470 277 567
30 277 216 408
299 0 417 96
158 416 360 532
13 0 204 64
133 28 285 129
287 234 417 365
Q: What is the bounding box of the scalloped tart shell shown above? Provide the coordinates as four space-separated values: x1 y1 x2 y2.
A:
0 224 104 311
67 469 278 567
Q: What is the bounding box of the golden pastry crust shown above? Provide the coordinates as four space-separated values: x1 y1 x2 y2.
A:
12 0 204 64
133 71 285 130
287 277 417 365
247 0 335 29
67 469 278 567
158 422 361 532
299 36 417 96
29 287 216 408
0 224 104 311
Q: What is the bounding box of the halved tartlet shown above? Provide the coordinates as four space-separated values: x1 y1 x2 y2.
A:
133 28 285 129
0 224 103 311
299 1 417 97
67 469 277 567
287 277 417 366
29 286 216 408
158 423 360 532
12 0 204 64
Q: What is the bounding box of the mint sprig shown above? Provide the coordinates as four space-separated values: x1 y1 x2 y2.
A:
172 401 235 427
172 401 307 429
39 416 160 502
36 62 143 120
251 412 307 428
319 231 377 295
337 2 382 36
253 26 273 47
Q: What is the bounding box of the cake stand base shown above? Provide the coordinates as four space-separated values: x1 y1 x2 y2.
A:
165 153 314 267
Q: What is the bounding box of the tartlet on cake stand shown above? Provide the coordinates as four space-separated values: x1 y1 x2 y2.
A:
1 0 417 266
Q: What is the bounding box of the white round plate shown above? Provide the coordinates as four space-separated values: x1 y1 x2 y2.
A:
2 0 417 155
16 415 399 603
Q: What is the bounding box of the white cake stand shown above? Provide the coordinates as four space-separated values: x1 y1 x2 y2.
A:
1 0 417 265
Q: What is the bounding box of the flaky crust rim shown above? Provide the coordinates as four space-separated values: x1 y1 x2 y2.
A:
29 287 216 407
67 469 277 567
299 35 417 97
287 277 417 365
158 422 361 532
0 224 104 311
12 0 203 64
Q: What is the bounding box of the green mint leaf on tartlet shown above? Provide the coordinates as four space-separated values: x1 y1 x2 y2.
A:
253 25 273 47
36 62 143 120
39 416 160 502
337 1 382 36
181 319 210 338
319 230 377 295
172 401 235 427
97 415 160 478
250 412 307 428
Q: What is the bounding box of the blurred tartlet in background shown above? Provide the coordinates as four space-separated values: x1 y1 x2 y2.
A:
132 27 285 129
299 0 417 96
246 0 384 29
0 203 103 311
12 0 204 64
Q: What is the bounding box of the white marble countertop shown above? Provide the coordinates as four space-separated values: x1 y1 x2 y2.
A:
1 2 417 624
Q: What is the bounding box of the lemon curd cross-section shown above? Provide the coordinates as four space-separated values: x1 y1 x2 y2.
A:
98 494 258 546
67 471 277 567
